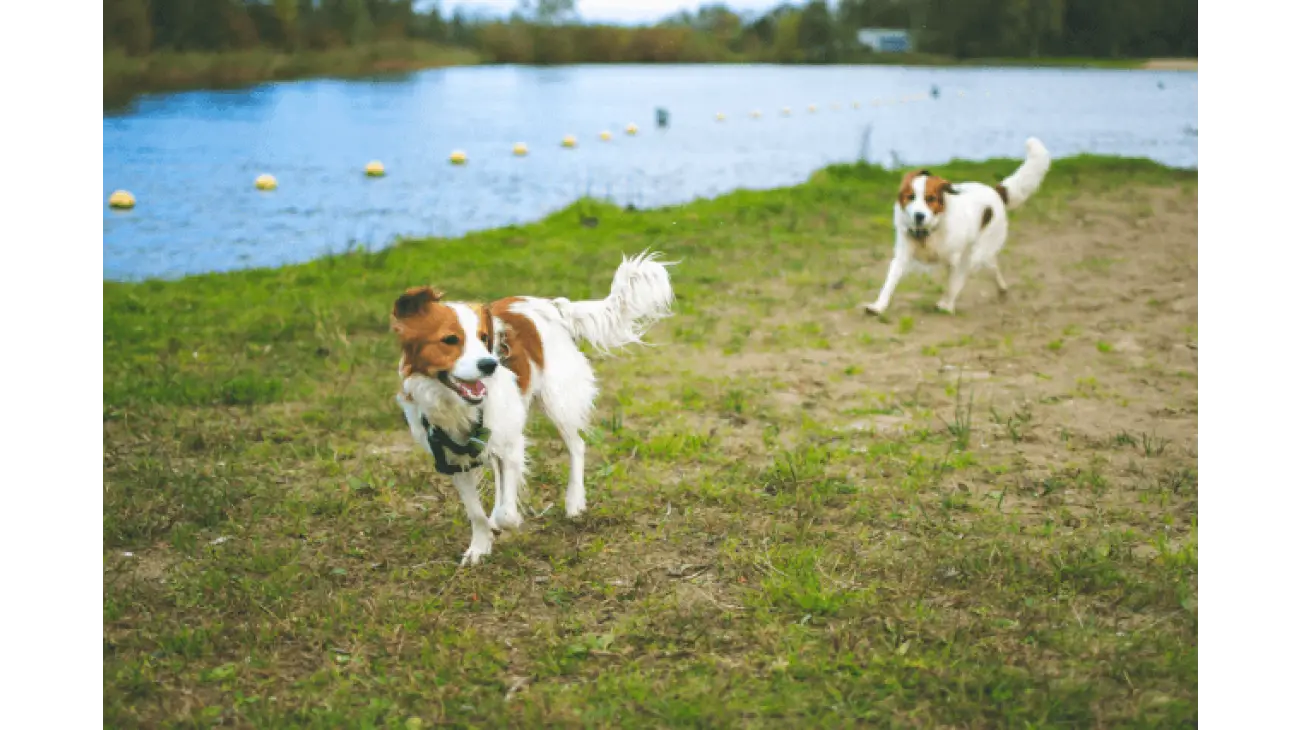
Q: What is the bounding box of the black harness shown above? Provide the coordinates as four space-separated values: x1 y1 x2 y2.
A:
421 411 492 475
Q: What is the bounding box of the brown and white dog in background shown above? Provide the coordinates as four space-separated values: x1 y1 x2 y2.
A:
392 253 674 565
863 137 1050 316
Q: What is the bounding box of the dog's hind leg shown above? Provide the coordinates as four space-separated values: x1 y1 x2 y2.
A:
937 259 972 314
488 455 504 530
992 260 1009 298
556 424 587 518
536 350 597 519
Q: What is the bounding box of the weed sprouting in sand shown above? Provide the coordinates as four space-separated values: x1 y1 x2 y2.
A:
940 375 976 450
990 402 1033 443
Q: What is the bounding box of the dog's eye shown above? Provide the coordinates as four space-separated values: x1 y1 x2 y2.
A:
905 193 915 201
925 195 936 203
441 335 460 346
479 333 489 343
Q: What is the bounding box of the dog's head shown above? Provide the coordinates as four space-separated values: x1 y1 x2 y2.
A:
897 169 959 237
391 287 498 404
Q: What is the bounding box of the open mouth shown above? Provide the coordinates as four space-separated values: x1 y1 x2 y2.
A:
908 226 930 240
440 373 487 403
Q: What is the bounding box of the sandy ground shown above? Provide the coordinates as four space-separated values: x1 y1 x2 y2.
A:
1144 58 1198 71
645 183 1199 488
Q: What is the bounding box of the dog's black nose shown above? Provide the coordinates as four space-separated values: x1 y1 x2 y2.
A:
477 358 498 375
913 212 925 225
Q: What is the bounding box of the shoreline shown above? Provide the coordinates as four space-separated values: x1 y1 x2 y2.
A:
105 46 1195 109
104 154 1195 288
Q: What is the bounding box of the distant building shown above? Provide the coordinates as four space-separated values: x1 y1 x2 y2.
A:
856 28 913 53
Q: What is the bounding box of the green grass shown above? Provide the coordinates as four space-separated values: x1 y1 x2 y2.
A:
104 154 1198 726
104 41 481 109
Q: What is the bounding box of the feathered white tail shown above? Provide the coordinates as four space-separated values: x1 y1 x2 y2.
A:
999 137 1051 210
553 251 675 353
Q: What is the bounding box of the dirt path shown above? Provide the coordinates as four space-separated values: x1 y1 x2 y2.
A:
1144 58 1198 71
646 182 1198 490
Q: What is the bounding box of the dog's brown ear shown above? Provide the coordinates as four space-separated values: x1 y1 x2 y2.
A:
393 286 442 320
898 170 923 199
941 181 960 195
917 169 931 177
478 304 495 352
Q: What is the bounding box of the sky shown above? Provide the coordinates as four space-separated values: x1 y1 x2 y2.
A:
436 1 787 25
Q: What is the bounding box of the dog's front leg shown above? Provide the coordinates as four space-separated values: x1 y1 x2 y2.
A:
863 253 909 316
489 447 525 531
451 469 494 566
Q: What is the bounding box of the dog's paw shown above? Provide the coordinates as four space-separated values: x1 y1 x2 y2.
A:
565 499 587 519
490 507 524 531
935 302 956 315
861 302 884 317
460 537 493 566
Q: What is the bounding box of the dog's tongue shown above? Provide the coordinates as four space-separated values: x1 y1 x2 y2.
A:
459 380 487 399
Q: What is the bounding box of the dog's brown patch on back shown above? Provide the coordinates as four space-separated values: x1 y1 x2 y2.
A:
391 287 465 377
995 184 1009 204
490 297 546 393
981 206 994 229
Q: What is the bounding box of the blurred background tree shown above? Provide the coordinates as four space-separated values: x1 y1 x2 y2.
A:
104 0 1197 65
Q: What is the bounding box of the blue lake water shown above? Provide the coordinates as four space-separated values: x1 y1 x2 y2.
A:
103 64 1197 280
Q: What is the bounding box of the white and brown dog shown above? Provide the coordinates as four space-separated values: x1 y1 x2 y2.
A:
863 137 1050 316
391 253 674 565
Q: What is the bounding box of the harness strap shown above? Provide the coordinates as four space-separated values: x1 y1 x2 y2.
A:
421 412 492 475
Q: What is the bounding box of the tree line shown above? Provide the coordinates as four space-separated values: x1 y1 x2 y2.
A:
105 1 1197 63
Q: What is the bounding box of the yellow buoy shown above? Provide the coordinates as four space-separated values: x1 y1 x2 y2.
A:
750 110 761 119
625 123 639 135
255 174 277 191
716 112 726 122
513 142 528 156
449 150 468 165
808 104 817 113
561 135 577 148
365 161 385 177
108 190 135 209
599 130 612 141
781 107 792 116
852 101 861 109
